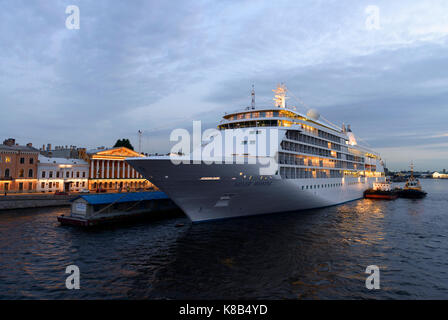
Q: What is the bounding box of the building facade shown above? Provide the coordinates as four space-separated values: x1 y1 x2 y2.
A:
39 143 86 159
0 138 39 193
84 147 154 192
37 155 89 193
433 172 448 179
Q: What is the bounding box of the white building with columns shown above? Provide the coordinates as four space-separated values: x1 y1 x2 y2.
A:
37 155 89 193
85 147 154 192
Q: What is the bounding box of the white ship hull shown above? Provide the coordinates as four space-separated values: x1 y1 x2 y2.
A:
128 84 386 222
127 157 383 223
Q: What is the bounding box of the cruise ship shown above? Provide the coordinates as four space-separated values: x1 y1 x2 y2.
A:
127 84 385 222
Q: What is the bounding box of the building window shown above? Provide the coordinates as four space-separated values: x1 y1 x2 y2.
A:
42 171 46 178
56 182 59 188
66 172 69 178
56 172 60 178
76 172 80 178
20 157 25 164
41 182 45 188
28 182 32 190
49 182 52 188
49 171 53 178
82 172 86 178
19 169 24 177
29 158 34 164
76 182 79 187
82 182 85 187
28 169 33 178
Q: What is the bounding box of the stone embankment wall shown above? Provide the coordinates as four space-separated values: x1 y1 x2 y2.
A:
0 194 76 210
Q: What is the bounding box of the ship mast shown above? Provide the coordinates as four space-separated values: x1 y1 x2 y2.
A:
273 83 288 108
138 130 142 154
251 84 256 109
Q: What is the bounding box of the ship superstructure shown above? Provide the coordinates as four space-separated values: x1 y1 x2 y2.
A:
127 84 385 222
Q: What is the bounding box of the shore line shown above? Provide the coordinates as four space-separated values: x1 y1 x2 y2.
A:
0 194 76 211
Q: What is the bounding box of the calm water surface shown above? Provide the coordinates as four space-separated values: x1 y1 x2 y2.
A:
0 179 447 299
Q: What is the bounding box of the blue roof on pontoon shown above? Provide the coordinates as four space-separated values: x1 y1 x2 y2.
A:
71 191 169 205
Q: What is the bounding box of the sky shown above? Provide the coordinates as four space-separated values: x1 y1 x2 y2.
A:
1 0 448 171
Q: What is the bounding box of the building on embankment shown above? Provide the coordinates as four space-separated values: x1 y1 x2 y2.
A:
39 143 86 159
0 138 39 193
433 171 448 179
83 146 155 192
37 155 90 193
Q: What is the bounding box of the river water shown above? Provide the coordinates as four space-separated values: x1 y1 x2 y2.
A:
0 179 447 299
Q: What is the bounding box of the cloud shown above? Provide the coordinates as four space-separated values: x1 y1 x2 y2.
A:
0 0 447 170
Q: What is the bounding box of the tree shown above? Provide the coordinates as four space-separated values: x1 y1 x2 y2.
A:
113 138 134 150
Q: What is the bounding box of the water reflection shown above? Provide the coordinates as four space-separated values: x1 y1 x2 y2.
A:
0 180 447 299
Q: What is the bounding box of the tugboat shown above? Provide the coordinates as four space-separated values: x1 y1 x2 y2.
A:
364 179 398 200
397 162 427 199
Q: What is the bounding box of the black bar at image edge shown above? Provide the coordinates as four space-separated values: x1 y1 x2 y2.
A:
1 300 447 318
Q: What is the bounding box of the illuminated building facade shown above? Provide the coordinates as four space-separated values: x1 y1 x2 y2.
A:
37 155 89 193
433 172 448 179
0 138 39 193
85 147 154 192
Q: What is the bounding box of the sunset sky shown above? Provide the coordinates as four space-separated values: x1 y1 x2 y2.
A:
1 0 448 171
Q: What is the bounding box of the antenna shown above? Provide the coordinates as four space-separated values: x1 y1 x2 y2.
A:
251 84 256 109
138 130 142 154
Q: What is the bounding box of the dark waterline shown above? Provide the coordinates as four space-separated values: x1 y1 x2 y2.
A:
0 179 447 299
